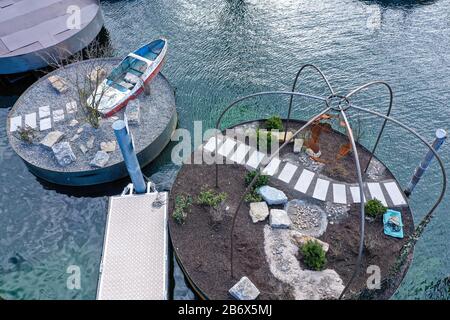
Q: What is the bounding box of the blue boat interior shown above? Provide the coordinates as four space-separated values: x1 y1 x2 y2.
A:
106 39 166 92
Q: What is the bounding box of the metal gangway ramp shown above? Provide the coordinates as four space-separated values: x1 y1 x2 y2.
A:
97 184 169 300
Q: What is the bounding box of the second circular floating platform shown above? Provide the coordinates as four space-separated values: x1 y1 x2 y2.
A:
7 58 177 186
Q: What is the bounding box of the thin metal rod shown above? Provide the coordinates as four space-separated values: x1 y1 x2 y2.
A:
345 81 393 174
337 109 366 299
229 106 332 278
284 64 335 142
214 91 327 187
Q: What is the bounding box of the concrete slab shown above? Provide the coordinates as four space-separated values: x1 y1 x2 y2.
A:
367 183 388 206
312 178 330 201
277 162 298 184
333 184 347 204
262 158 281 176
229 143 250 164
383 181 407 206
247 150 265 169
294 169 315 193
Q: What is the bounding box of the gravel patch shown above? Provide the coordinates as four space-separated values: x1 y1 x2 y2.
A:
285 199 328 237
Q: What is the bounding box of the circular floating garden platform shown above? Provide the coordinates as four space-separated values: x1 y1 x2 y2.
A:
169 119 414 300
7 58 177 186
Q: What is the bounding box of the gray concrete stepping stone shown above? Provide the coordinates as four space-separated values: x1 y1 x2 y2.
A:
247 150 265 169
258 186 288 205
249 202 269 223
262 157 281 176
125 100 141 125
312 178 330 201
90 151 110 168
39 106 50 118
383 181 407 206
24 113 37 129
229 276 260 300
217 138 236 157
294 169 315 193
367 182 387 206
278 162 297 183
229 143 250 164
52 142 76 166
9 116 22 132
66 101 77 114
349 186 365 203
269 209 291 228
53 109 65 122
39 118 52 131
293 138 304 153
40 131 64 149
332 183 347 204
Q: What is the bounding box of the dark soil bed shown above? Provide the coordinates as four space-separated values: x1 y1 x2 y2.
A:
169 163 414 300
169 120 414 300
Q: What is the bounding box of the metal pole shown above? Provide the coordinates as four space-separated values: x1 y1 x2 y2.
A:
113 120 146 194
404 129 447 197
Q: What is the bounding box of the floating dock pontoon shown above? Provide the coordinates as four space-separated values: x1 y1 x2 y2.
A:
97 185 169 300
0 0 104 74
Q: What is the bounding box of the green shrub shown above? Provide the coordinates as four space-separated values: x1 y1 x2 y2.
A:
265 116 283 131
301 240 327 271
173 194 192 225
256 128 274 151
197 187 227 208
244 191 263 203
365 199 387 218
244 170 269 190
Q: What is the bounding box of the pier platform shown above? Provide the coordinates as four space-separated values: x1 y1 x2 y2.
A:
97 187 169 300
0 0 104 74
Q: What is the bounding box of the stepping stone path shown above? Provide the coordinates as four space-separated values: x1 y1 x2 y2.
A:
229 276 260 300
202 135 408 207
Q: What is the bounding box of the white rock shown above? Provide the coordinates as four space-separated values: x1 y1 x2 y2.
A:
86 136 95 149
69 119 79 127
249 202 269 223
87 66 107 84
90 151 109 168
293 138 304 153
291 232 329 253
52 142 76 166
229 277 260 300
270 209 291 229
79 144 88 154
76 127 84 134
305 148 322 158
48 75 68 93
40 131 64 149
100 141 116 153
70 134 80 142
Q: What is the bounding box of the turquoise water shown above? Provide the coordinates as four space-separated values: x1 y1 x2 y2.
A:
1 0 449 299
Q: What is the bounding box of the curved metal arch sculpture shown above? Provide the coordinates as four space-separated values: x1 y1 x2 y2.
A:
214 65 446 299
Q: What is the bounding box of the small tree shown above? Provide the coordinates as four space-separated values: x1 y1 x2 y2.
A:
173 195 192 225
40 39 116 128
197 187 227 208
301 240 327 271
365 199 387 218
265 115 283 131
